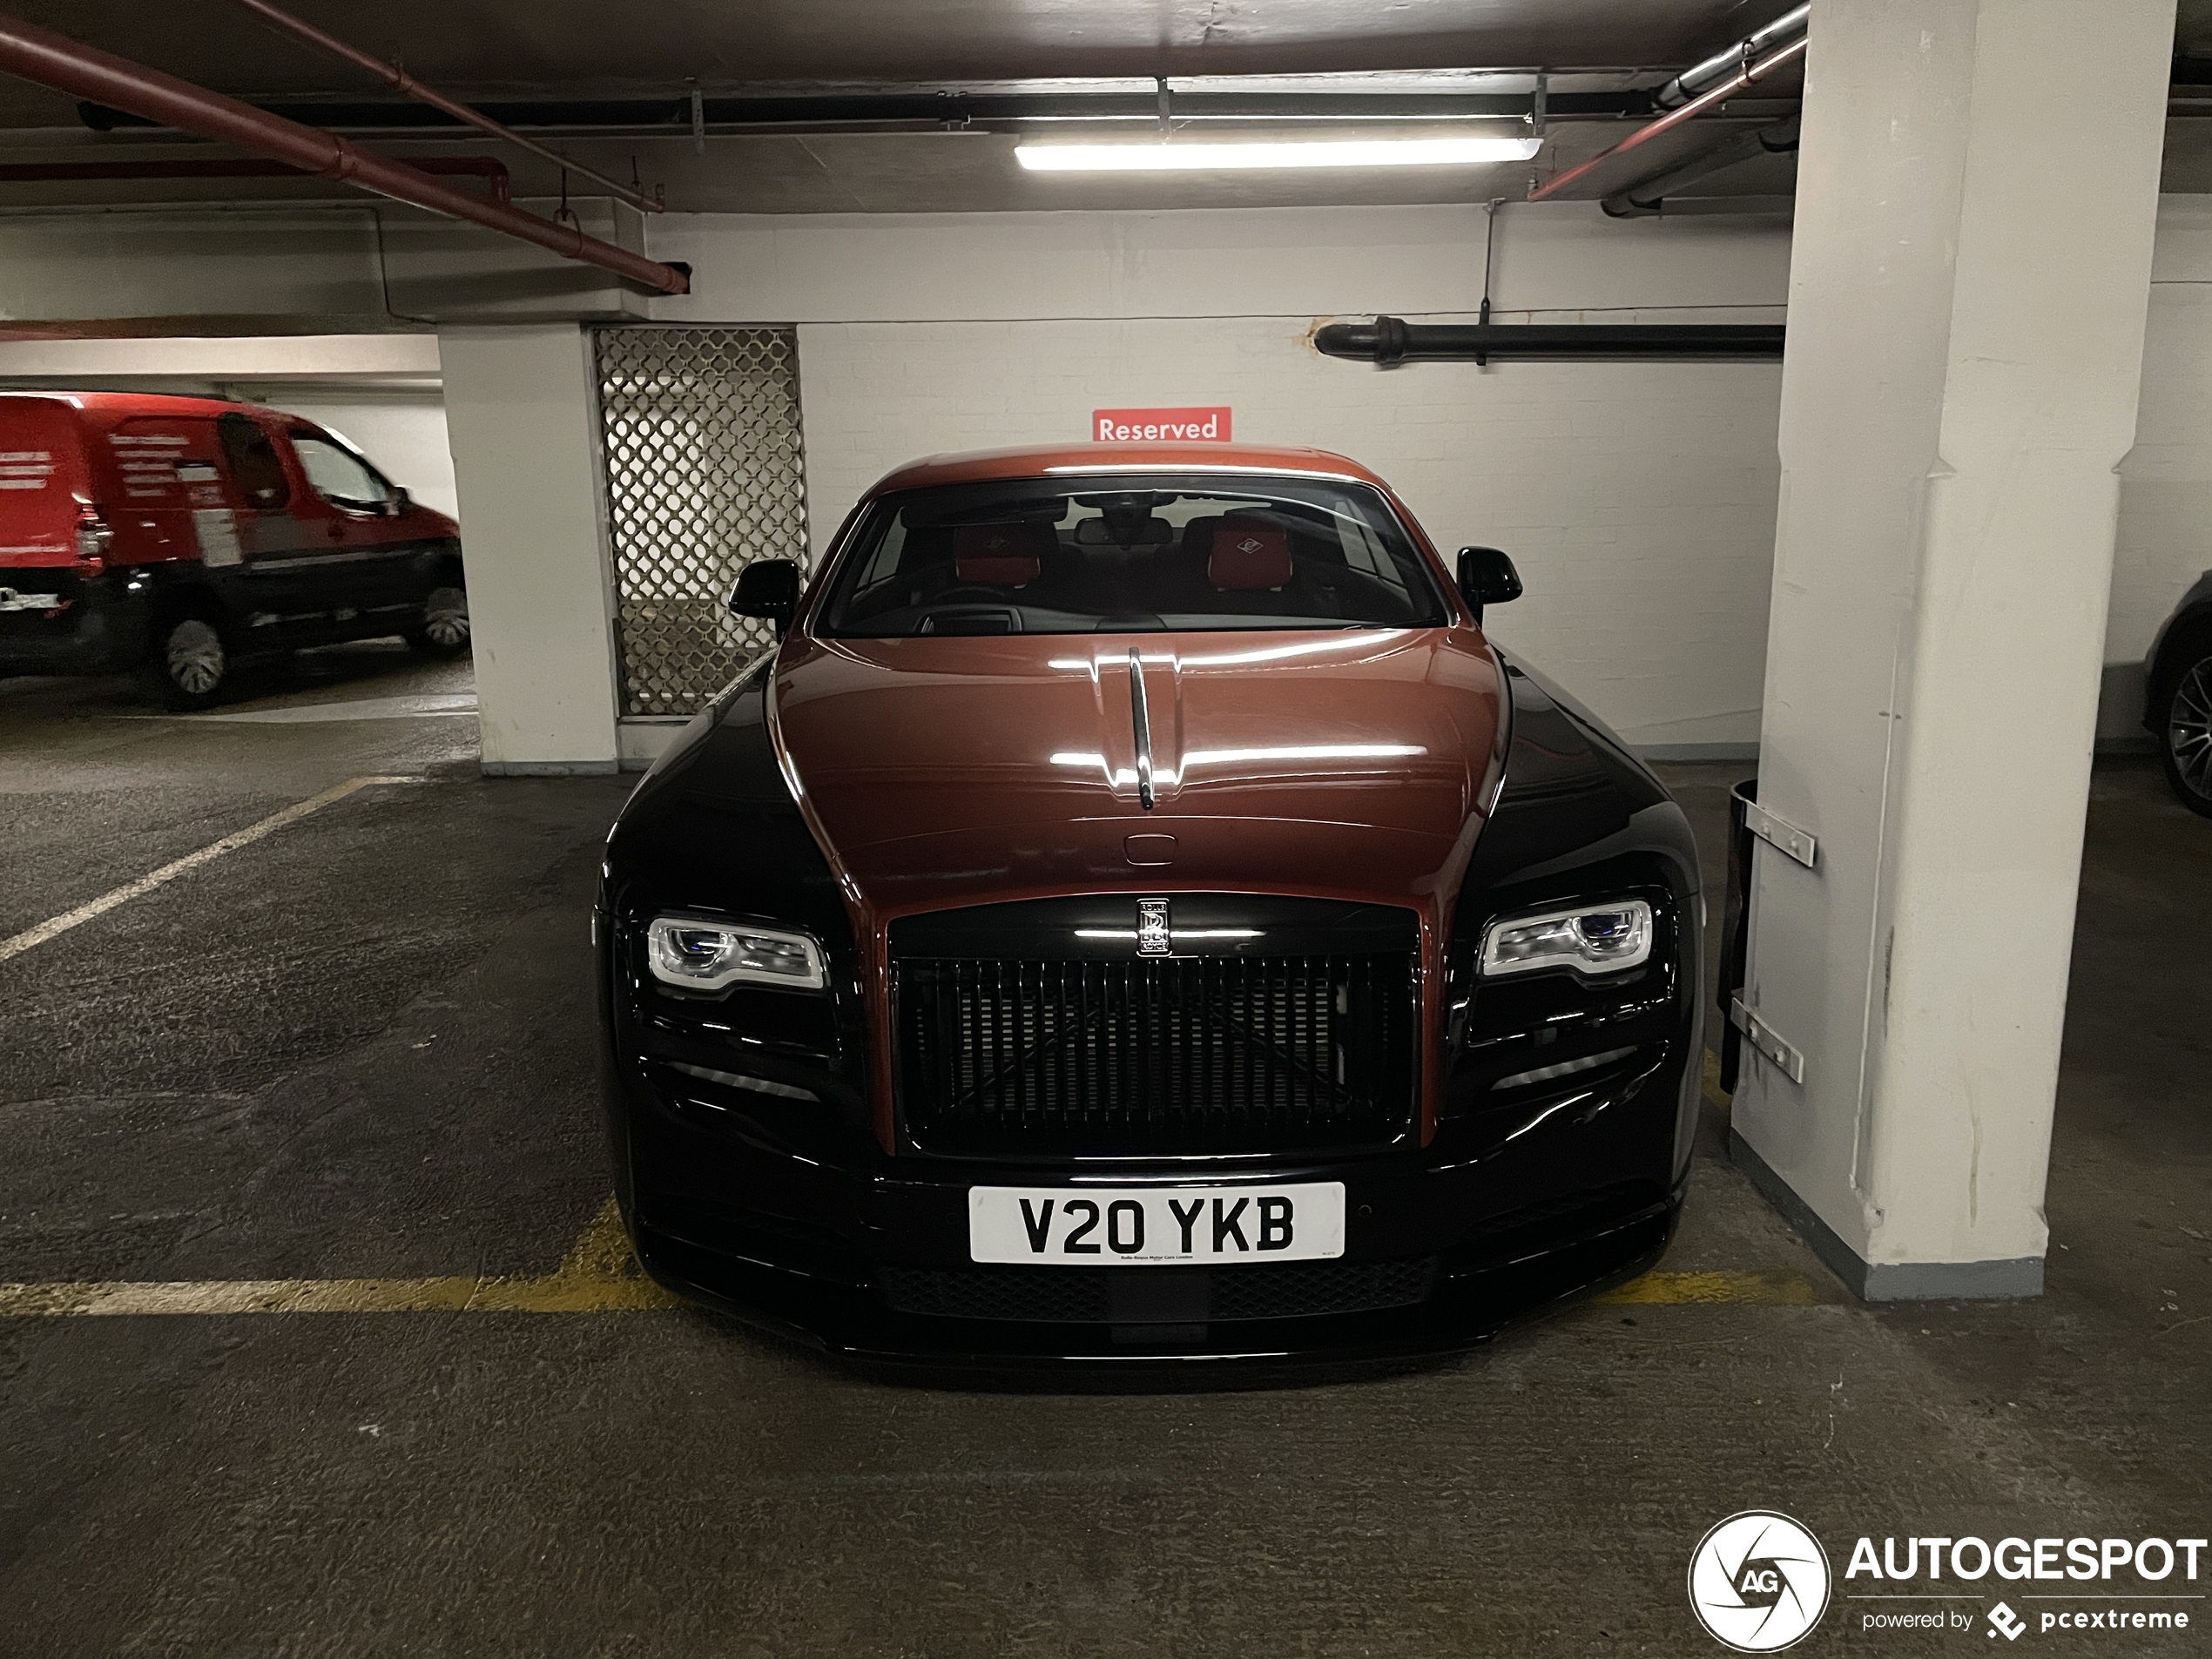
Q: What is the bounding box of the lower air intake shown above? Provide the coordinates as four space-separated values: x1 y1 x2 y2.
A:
880 1258 1438 1324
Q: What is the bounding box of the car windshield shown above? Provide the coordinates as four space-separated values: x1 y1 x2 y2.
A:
813 472 1450 637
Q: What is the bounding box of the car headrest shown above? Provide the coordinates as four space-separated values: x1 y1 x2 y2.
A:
952 521 1052 586
1178 516 1223 562
1208 516 1293 590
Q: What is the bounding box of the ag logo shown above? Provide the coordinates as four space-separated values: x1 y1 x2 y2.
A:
1688 1511 1831 1652
1237 536 1264 553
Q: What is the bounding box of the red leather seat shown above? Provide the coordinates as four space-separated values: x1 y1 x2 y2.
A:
952 522 1053 587
1208 516 1294 590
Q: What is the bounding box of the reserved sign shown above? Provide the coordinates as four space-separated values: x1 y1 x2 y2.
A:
1093 406 1232 442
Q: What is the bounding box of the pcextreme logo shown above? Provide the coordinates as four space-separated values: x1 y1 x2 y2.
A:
1689 1510 1833 1652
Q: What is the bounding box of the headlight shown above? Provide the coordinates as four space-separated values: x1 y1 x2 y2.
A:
1479 899 1654 979
645 915 826 991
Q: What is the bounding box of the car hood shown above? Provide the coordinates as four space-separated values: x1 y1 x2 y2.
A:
770 627 1507 920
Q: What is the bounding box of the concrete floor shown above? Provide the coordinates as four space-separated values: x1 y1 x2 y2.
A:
0 649 2206 1656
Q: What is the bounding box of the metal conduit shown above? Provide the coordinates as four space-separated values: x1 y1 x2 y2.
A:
227 0 664 214
1655 4 1811 108
0 10 691 295
0 154 511 199
1527 32 1807 204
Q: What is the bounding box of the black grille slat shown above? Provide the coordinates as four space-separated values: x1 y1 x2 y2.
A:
896 950 1417 1157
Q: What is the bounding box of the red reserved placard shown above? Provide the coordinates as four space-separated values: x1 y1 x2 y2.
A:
1092 407 1232 442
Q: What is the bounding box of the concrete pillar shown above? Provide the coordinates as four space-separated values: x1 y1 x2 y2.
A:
1732 0 2175 1298
439 324 620 775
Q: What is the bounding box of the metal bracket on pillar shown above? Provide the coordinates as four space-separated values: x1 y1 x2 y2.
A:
1730 996 1806 1083
1742 796 1817 867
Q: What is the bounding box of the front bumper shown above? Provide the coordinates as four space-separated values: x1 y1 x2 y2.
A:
603 1035 1694 1367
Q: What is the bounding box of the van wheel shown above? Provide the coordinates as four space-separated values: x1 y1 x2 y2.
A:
145 615 230 711
406 586 470 659
2161 650 2212 819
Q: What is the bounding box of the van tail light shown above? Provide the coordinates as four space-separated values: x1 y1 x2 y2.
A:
74 509 112 574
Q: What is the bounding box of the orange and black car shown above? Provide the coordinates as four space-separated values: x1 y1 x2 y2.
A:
0 391 467 707
596 442 1703 1365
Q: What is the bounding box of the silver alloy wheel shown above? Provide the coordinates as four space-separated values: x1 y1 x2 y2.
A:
165 617 225 695
423 586 469 649
2173 658 2212 799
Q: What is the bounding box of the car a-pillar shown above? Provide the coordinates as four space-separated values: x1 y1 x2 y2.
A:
439 323 623 776
1729 0 2175 1300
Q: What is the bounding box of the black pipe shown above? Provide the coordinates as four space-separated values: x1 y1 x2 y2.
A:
1314 315 1785 365
80 87 1657 134
1601 117 1798 218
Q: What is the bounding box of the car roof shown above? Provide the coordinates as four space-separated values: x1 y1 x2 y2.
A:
866 442 1396 497
0 390 291 423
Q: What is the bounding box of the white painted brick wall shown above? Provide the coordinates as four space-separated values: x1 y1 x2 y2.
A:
798 314 1780 750
654 198 2212 751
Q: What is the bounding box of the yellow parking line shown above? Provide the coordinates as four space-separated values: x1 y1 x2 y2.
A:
1703 1046 1729 1109
0 1198 683 1318
1581 1054 1824 1303
0 1197 1823 1317
1596 1269 1821 1305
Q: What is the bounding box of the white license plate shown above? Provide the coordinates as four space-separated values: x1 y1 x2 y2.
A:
968 1183 1345 1265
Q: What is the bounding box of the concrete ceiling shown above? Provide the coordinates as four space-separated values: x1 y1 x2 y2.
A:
0 0 1774 122
0 2 2201 213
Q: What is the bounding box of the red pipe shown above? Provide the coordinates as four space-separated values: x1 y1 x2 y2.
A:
1527 32 1809 203
0 10 690 295
0 154 509 201
228 0 662 214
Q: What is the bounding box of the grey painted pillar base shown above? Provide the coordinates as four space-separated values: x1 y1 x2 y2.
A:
1730 1130 2044 1302
479 759 621 778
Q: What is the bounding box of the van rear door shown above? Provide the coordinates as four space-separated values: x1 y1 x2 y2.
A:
0 395 89 570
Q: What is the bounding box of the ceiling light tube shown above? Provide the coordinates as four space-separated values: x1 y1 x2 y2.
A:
1015 135 1541 172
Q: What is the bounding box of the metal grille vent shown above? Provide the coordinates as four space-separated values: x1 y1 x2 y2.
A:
896 954 1419 1157
595 326 808 716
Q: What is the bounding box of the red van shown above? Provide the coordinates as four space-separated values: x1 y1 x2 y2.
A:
0 391 467 708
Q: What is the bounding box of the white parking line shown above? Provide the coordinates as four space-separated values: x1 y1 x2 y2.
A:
161 692 479 725
0 774 421 967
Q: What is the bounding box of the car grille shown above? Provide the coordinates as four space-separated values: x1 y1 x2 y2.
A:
894 953 1418 1156
880 1258 1438 1324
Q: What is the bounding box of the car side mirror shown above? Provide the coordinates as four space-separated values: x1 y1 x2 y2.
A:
1456 546 1522 624
387 485 411 516
730 558 801 637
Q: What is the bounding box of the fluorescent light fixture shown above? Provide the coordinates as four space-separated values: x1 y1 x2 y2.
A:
1015 135 1542 172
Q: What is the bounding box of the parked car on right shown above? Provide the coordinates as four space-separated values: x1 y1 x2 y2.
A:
2148 569 2212 817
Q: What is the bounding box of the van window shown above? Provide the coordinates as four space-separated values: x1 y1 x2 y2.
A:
217 414 289 509
291 433 391 512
